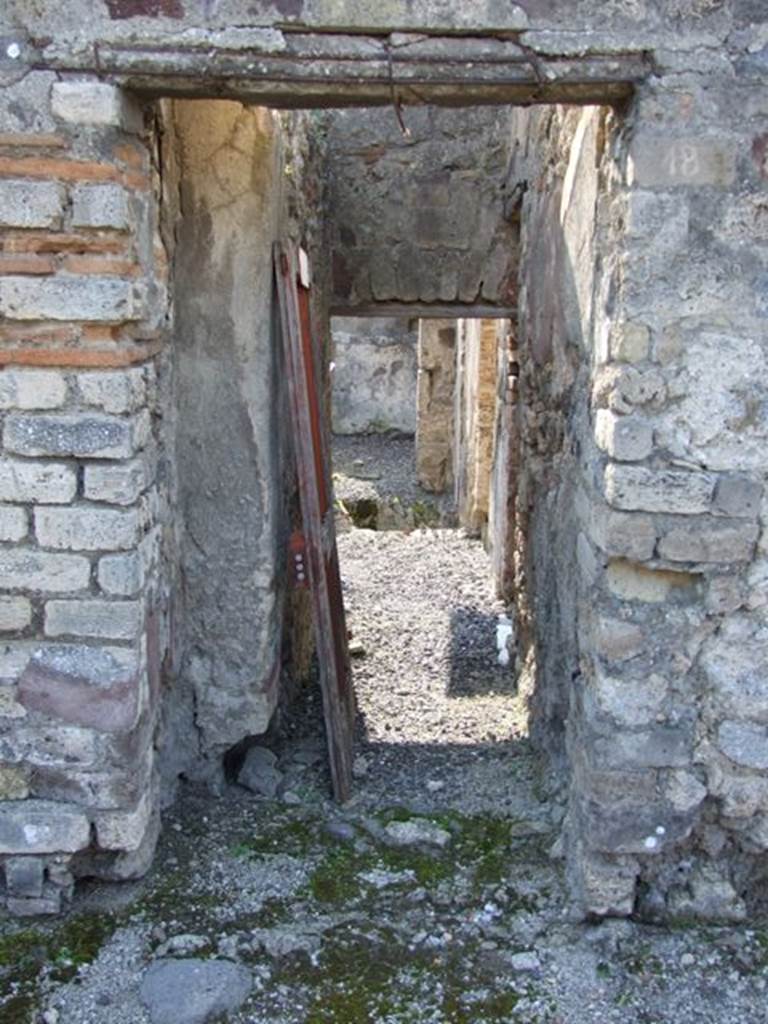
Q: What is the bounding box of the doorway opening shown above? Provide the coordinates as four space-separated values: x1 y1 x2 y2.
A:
328 311 546 825
164 96 613 896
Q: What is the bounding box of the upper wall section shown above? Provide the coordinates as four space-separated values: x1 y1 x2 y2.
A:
0 1 664 109
327 107 518 315
331 317 417 435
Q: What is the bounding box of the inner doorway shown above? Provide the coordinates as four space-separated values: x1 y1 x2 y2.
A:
328 312 547 821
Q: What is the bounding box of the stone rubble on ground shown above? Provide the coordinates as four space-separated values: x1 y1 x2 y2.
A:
139 958 252 1024
237 747 283 800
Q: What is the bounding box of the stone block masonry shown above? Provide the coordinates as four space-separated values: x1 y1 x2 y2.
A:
0 1 767 927
327 107 519 314
510 70 768 922
0 76 168 915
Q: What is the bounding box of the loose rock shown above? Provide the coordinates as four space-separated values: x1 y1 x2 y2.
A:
238 746 283 799
139 958 252 1024
384 819 452 848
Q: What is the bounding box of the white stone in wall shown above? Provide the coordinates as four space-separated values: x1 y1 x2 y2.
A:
0 369 67 411
0 801 90 854
713 475 763 519
591 666 667 728
705 761 765 818
700 614 768 724
0 643 38 684
0 71 57 134
707 575 745 615
663 770 708 815
51 81 142 131
628 137 736 188
578 490 656 561
0 549 90 593
658 519 759 563
95 789 153 851
0 687 26 719
654 332 768 472
35 506 140 552
610 322 650 364
0 180 64 229
8 721 100 767
84 459 148 506
717 720 768 771
604 464 714 515
0 276 139 322
593 724 692 770
0 461 76 504
0 507 27 543
595 409 653 462
606 560 697 604
98 551 144 597
592 617 645 664
568 840 639 919
0 597 31 632
70 184 131 230
77 368 147 414
44 599 142 641
0 765 29 800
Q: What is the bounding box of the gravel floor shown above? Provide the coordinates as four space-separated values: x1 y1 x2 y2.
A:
337 526 550 820
332 433 456 527
3 524 768 1023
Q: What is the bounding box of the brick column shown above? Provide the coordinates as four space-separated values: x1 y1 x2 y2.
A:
455 317 499 535
415 319 456 493
0 76 167 914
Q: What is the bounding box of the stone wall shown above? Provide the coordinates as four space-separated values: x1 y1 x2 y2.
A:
591 57 768 922
331 317 417 435
488 320 518 601
0 78 323 912
0 78 168 912
158 100 326 790
327 107 519 315
1 0 767 923
511 80 768 920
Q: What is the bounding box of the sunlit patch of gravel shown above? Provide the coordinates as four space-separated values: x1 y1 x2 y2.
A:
335 526 557 820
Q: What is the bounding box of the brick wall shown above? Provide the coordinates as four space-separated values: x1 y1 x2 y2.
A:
0 76 168 913
415 320 456 494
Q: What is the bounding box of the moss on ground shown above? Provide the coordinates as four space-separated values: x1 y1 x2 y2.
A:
0 911 119 1024
374 807 549 897
0 804 553 1024
278 923 525 1024
230 810 331 861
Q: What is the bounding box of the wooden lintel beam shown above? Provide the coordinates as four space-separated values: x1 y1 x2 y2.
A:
330 303 517 319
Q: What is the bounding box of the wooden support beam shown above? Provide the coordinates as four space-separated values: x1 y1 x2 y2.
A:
30 32 650 108
331 303 517 319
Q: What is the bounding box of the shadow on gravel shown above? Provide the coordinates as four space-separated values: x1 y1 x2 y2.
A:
447 607 518 699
